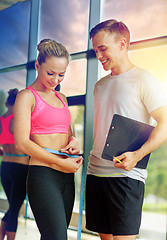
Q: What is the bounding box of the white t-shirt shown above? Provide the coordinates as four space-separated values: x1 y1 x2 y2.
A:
87 66 167 183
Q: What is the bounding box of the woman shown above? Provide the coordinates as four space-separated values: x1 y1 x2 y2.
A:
13 39 83 240
0 89 29 240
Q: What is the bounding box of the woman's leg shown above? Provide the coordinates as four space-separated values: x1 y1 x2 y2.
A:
0 221 6 240
62 179 75 227
0 163 28 235
5 164 28 233
0 162 13 239
6 232 16 240
27 166 73 240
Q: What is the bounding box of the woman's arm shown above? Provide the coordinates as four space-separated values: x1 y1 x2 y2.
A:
0 121 3 155
61 126 80 155
58 92 81 155
0 147 3 156
13 89 82 173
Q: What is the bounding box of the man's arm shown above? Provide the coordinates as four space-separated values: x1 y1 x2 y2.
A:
114 105 167 171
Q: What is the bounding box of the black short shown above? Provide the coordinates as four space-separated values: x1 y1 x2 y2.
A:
85 175 144 236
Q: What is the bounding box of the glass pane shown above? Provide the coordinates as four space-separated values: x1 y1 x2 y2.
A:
102 0 167 41
69 105 84 211
39 0 89 53
61 59 87 96
129 45 167 87
141 142 167 240
0 1 30 68
69 105 84 154
0 70 27 94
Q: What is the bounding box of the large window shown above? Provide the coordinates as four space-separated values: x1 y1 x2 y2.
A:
0 0 167 238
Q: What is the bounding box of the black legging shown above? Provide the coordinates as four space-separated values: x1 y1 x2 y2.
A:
27 165 75 240
0 162 29 232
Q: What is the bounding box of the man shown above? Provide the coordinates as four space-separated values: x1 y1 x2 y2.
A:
85 19 167 240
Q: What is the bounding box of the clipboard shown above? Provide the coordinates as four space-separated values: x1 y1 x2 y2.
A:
101 114 154 169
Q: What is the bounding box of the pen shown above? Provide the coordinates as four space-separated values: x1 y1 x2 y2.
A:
113 156 122 163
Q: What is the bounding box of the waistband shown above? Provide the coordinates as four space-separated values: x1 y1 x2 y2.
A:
43 148 79 158
3 153 28 157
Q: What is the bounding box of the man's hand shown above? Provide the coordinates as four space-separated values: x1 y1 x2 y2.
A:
113 151 141 171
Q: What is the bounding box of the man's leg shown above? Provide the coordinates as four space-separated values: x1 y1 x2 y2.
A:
99 233 113 240
113 235 136 240
99 233 136 240
6 231 16 240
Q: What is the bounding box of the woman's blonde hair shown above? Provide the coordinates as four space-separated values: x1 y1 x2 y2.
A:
37 39 69 65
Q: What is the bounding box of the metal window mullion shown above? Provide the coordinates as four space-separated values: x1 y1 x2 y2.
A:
83 0 102 165
26 0 41 87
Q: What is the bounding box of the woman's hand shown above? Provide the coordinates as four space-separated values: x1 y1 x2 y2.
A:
51 155 83 173
0 148 3 156
61 136 80 155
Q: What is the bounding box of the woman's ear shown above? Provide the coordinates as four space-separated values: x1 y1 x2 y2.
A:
35 60 40 71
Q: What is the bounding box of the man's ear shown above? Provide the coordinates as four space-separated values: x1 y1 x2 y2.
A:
35 60 40 71
119 38 127 50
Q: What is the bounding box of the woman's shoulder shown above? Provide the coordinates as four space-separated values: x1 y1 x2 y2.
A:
15 88 35 107
17 88 35 99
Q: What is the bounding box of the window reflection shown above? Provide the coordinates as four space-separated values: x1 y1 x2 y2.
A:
0 70 27 93
0 70 27 198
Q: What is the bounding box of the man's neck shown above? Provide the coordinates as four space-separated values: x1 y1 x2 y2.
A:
111 60 134 76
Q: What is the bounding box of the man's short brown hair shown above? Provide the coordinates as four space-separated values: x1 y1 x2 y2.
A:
89 19 130 48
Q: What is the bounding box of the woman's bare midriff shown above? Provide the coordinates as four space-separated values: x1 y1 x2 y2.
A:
30 133 69 170
2 144 29 165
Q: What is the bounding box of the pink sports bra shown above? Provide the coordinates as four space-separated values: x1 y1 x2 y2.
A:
27 86 71 135
0 114 15 145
